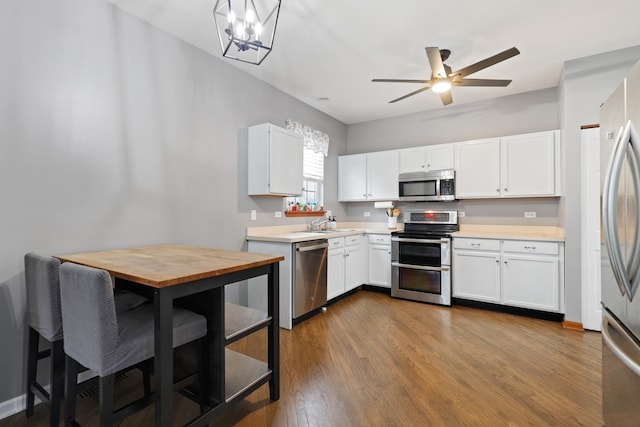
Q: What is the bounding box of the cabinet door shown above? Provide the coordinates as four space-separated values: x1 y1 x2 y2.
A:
367 151 399 200
452 250 501 303
327 248 346 300
338 154 367 201
368 245 391 287
248 124 303 196
269 126 304 195
399 147 427 173
502 255 560 311
344 245 363 291
426 143 454 171
455 139 501 198
501 131 557 197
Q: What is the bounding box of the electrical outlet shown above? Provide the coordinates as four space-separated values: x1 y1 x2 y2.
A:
251 210 257 221
524 211 536 218
458 211 465 217
364 211 371 217
275 211 282 218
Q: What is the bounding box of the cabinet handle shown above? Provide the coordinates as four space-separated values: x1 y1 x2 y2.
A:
496 188 500 192
524 245 536 250
495 259 499 263
345 253 349 257
504 260 508 264
471 243 481 248
504 188 508 192
362 194 367 197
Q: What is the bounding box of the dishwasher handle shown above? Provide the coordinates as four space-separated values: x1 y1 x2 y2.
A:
296 243 329 252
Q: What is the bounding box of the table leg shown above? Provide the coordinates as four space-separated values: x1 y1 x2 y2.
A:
154 289 173 427
267 262 280 400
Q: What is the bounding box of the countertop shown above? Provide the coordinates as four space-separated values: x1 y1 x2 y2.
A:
246 222 397 243
247 223 565 243
452 224 565 242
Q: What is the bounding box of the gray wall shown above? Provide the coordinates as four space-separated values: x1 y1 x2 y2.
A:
559 45 640 323
0 0 347 407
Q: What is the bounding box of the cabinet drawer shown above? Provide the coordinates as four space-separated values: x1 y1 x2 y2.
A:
345 235 362 246
454 238 500 251
502 240 559 255
328 237 345 249
368 234 391 245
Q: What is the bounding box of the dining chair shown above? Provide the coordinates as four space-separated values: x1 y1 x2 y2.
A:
59 262 208 426
24 252 149 427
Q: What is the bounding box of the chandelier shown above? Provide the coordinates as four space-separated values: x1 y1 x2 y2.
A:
212 0 281 65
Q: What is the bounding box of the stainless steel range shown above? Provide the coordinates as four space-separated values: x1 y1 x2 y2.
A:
391 210 459 306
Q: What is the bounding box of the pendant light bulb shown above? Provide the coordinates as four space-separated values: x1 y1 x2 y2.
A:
255 22 263 37
227 10 235 24
235 22 245 38
245 9 255 24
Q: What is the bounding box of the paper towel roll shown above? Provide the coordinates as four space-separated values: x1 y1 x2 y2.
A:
374 201 394 209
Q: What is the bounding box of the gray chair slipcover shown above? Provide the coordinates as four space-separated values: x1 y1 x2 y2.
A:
23 252 149 427
59 262 207 376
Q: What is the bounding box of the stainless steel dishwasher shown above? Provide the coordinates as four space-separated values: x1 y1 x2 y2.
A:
293 239 328 319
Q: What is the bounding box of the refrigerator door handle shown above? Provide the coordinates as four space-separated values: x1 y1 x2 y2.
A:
625 121 640 301
603 124 631 298
602 313 640 377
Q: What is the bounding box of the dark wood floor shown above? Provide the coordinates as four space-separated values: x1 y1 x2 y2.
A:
3 289 602 426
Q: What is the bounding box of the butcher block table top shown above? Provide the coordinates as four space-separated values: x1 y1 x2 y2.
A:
56 244 284 288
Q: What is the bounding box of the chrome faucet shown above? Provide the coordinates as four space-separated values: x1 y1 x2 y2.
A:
309 218 329 231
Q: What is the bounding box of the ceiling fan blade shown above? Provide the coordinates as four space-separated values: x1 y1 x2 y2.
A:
439 91 453 106
389 85 432 103
454 78 512 87
372 78 431 84
451 47 520 78
425 47 446 79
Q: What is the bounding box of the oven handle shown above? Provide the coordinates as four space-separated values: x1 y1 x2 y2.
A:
391 237 449 244
391 262 450 272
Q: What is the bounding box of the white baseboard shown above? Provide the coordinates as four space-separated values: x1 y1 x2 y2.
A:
0 370 97 421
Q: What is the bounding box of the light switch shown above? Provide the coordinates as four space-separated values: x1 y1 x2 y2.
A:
251 210 257 221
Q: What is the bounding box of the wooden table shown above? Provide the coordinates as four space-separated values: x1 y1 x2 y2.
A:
56 244 283 427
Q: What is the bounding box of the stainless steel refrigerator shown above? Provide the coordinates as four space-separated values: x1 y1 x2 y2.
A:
601 59 640 427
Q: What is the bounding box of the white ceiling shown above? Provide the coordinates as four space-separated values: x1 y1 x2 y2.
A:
105 0 640 125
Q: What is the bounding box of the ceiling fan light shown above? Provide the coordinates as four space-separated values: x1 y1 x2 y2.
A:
432 80 452 93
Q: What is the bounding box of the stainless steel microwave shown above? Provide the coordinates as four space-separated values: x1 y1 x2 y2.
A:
398 169 456 202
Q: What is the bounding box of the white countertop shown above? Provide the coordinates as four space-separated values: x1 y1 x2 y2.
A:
453 224 565 242
246 222 398 243
247 222 565 243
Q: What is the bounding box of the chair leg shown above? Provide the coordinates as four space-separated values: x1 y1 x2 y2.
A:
64 356 80 426
99 375 115 427
48 340 65 427
25 327 40 417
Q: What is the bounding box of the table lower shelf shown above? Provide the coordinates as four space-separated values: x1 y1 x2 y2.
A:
225 348 271 403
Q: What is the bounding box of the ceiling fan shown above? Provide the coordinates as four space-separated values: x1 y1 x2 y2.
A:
372 47 520 106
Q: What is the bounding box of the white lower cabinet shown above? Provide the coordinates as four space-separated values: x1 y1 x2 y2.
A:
327 235 363 300
367 234 391 288
453 237 564 313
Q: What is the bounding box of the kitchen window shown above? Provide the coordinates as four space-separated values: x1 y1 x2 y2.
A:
285 146 324 215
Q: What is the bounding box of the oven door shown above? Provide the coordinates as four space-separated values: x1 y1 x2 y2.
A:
390 237 451 306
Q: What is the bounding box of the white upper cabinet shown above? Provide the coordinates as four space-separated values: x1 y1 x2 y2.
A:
501 131 559 197
398 143 455 173
338 150 399 201
248 123 304 196
455 130 561 199
455 138 501 198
